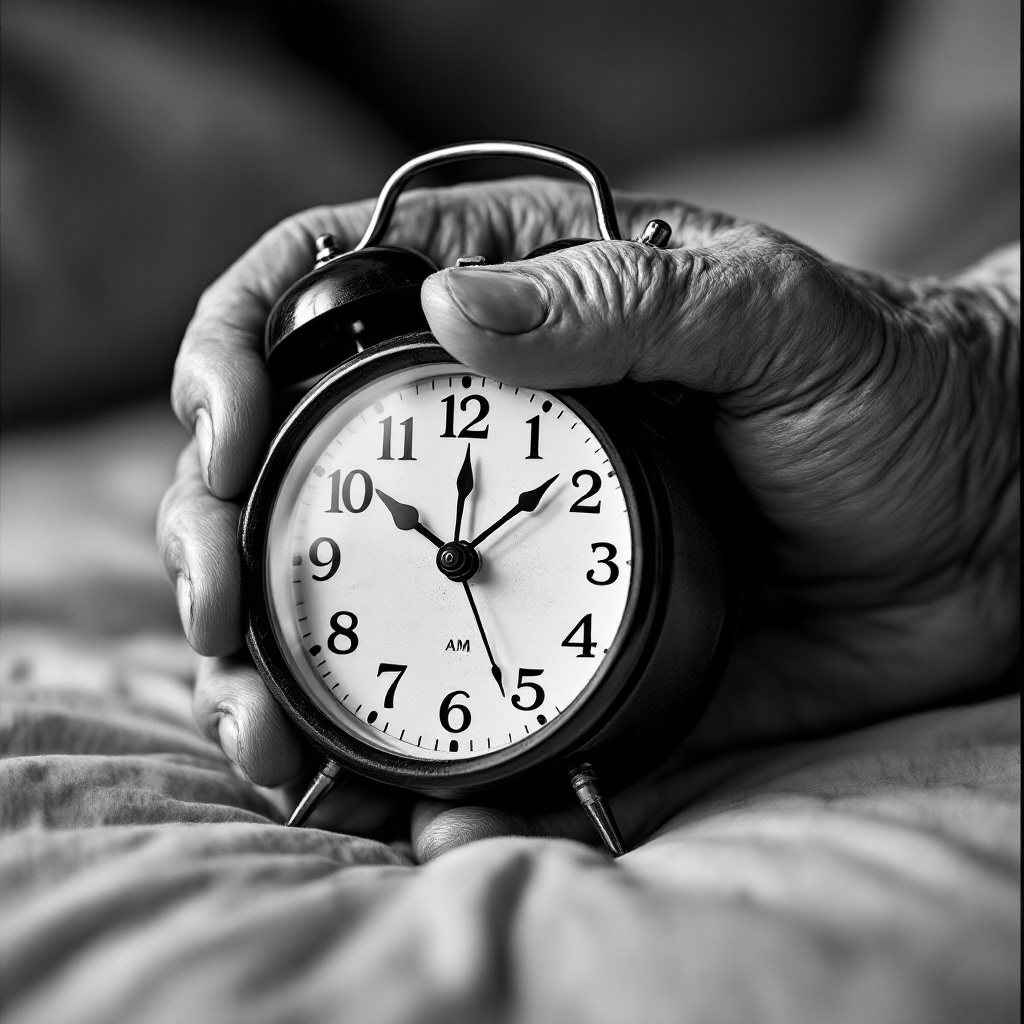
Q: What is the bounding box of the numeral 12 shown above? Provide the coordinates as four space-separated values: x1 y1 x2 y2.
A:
441 395 489 438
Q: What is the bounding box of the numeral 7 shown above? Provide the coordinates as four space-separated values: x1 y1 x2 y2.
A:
377 663 408 708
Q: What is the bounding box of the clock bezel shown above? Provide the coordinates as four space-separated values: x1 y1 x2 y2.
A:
241 333 667 797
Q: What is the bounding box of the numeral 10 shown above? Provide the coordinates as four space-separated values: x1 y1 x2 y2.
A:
326 469 373 513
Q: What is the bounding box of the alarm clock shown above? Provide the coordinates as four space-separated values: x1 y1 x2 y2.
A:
240 142 737 855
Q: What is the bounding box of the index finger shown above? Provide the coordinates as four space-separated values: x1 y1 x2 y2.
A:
170 202 373 498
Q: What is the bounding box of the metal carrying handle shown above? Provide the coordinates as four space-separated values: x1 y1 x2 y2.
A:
354 141 622 251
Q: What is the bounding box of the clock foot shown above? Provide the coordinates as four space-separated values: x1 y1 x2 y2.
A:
286 760 343 827
569 762 627 857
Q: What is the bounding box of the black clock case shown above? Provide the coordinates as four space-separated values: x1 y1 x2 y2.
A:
241 333 738 809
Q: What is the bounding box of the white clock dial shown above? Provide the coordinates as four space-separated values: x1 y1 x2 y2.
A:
267 363 637 761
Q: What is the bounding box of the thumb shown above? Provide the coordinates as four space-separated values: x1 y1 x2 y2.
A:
419 230 801 393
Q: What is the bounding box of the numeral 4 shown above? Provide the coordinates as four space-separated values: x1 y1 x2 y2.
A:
562 614 597 658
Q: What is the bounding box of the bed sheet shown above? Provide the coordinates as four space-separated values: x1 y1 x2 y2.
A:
1 403 1019 1023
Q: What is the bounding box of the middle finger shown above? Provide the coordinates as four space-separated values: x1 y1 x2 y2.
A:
157 440 243 656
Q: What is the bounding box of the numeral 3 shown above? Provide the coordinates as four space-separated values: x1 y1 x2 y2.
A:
587 543 619 585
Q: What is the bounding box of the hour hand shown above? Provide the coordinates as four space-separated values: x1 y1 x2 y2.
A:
470 474 559 548
375 489 443 548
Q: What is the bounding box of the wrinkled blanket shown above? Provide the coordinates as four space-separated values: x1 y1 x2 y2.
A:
1 404 1019 1023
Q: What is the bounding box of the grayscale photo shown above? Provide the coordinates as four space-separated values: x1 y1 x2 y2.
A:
1 1 1019 1021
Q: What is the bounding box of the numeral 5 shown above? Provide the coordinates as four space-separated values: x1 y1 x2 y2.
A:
511 668 545 711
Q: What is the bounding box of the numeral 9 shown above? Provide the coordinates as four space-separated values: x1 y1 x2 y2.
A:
309 537 341 581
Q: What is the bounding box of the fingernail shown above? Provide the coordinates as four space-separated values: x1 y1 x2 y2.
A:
194 409 213 487
175 574 193 640
444 270 547 335
218 714 239 764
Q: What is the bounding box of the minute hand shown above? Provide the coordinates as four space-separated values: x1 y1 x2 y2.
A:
470 475 559 548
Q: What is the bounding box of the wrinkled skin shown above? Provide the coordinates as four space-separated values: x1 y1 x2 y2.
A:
157 179 1019 857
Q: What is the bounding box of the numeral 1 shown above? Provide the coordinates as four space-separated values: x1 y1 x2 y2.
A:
526 415 541 459
326 469 343 512
379 416 415 460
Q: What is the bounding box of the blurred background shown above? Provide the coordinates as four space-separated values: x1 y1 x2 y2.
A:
1 0 1019 423
0 0 1018 635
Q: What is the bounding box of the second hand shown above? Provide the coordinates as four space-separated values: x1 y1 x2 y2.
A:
461 581 504 697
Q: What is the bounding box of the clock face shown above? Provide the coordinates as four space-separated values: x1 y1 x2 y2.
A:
265 362 637 762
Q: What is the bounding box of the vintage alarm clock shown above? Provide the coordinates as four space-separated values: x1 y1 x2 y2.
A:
240 142 737 855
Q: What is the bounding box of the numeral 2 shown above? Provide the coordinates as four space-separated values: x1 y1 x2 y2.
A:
441 395 489 438
562 614 597 658
379 416 415 460
570 470 601 513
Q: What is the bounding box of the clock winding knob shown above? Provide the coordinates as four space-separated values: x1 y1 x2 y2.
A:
314 233 343 267
637 219 672 248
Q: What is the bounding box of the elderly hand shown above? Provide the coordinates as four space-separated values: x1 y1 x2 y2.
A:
158 178 1019 852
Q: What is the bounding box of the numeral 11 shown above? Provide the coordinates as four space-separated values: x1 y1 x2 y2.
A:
379 416 415 460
